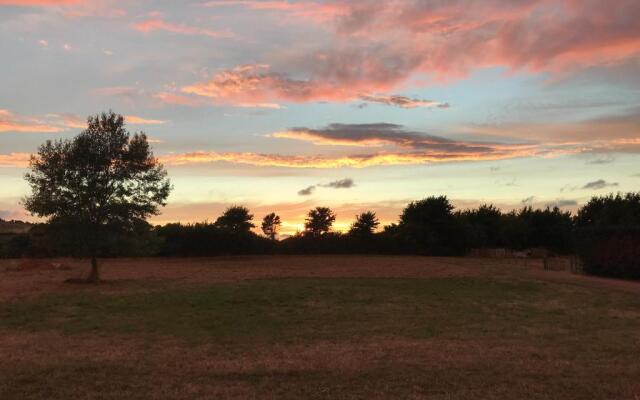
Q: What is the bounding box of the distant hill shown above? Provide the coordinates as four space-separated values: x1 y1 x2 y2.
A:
0 219 32 235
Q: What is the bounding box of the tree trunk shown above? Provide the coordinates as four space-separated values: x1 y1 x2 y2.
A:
87 256 100 283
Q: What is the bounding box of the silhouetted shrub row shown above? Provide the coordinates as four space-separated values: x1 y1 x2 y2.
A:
2 193 639 280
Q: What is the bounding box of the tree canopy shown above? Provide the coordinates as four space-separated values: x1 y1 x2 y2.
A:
304 207 336 237
349 211 379 236
261 212 282 240
215 206 255 234
23 111 171 281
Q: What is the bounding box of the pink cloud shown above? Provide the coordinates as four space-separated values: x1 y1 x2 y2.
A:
133 19 233 38
0 0 79 5
0 110 63 133
332 0 640 75
185 1 640 106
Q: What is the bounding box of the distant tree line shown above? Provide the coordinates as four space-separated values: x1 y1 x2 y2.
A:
3 193 639 279
2 111 637 281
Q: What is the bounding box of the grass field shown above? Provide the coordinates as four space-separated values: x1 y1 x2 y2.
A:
1 256 639 399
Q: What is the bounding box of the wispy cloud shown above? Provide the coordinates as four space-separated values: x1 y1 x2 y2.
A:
152 91 202 107
182 64 449 108
132 19 232 38
0 0 80 6
200 0 345 22
585 154 616 165
297 178 355 196
359 95 450 109
0 152 31 167
271 123 534 155
93 86 144 100
521 196 535 205
0 109 63 133
546 199 579 208
125 115 166 125
581 179 619 190
320 178 355 189
297 186 315 196
160 147 540 169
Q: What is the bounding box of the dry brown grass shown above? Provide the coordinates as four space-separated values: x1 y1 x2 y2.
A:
2 332 639 400
1 255 638 302
1 256 640 399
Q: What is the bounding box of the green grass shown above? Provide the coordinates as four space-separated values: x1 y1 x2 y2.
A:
2 277 639 345
3 273 640 399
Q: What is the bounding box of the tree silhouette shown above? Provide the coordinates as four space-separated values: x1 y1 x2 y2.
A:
461 204 503 247
261 212 281 240
215 206 255 234
304 207 336 237
575 192 640 278
575 192 640 228
349 211 379 235
23 111 171 282
398 196 465 255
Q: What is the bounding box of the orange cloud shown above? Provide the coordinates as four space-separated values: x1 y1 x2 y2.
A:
0 110 63 133
125 115 166 125
272 130 388 147
160 146 540 169
0 152 31 167
133 19 233 38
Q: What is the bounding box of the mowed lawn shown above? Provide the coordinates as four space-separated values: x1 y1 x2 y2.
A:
1 256 639 399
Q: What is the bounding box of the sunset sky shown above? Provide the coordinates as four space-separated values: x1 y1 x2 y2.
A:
1 0 639 234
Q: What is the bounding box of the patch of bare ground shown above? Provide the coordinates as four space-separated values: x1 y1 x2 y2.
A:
1 332 639 400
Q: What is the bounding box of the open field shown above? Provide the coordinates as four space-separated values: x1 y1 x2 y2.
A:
1 256 640 399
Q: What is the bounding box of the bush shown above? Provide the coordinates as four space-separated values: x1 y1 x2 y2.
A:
575 193 640 279
155 223 273 256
